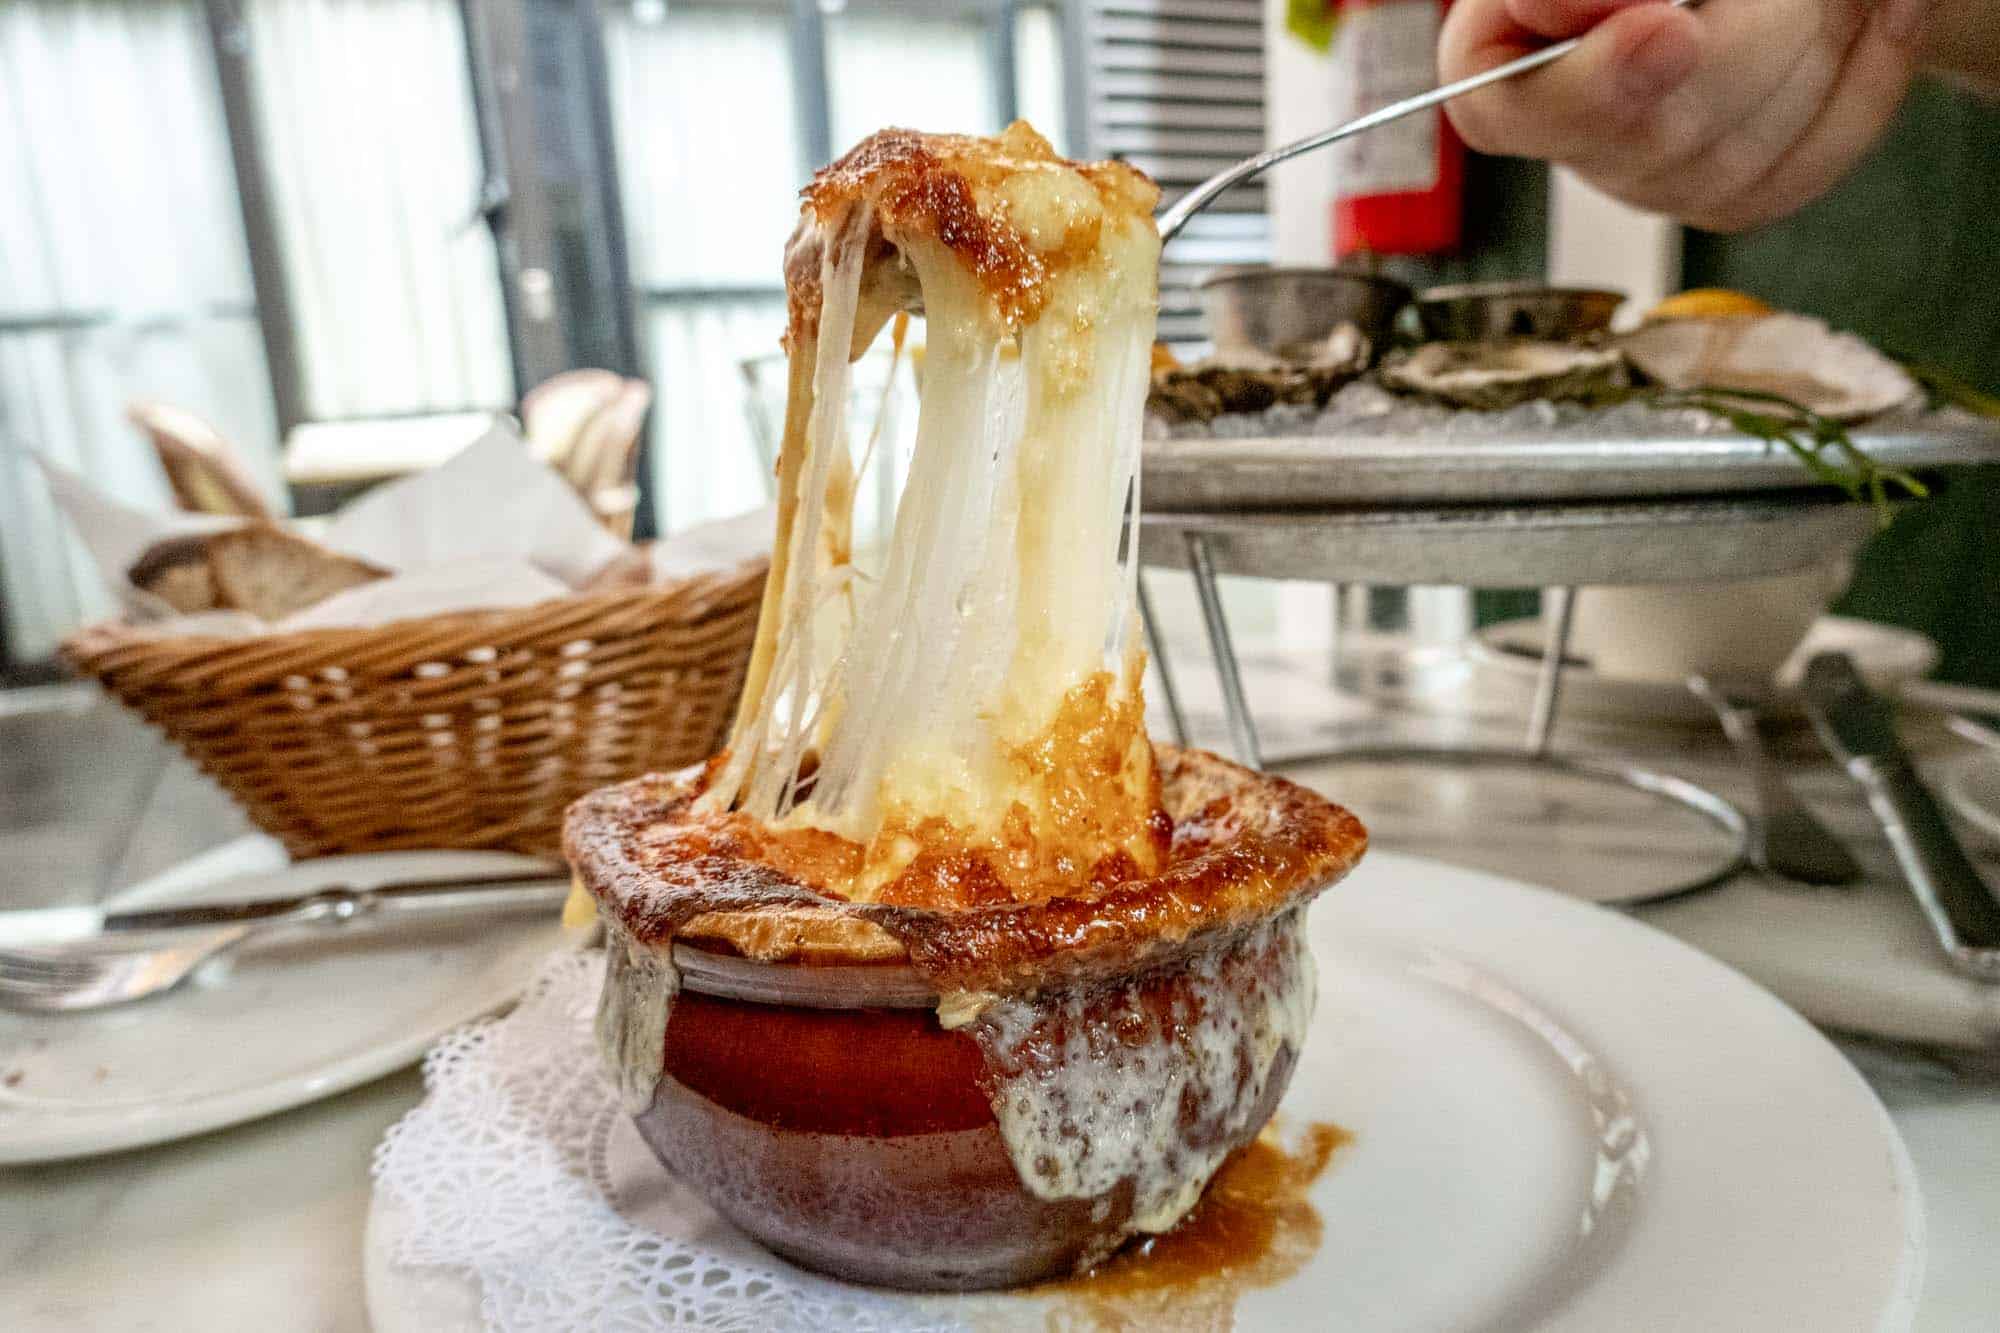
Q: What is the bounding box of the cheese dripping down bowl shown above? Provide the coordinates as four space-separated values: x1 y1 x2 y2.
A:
562 123 1367 1291
566 746 1365 1290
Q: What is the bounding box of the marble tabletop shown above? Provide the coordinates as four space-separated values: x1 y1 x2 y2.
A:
3 672 1998 1331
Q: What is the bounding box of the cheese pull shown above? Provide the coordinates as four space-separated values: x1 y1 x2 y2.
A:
698 123 1167 906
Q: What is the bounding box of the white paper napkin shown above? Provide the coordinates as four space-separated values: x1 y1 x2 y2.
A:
322 424 628 587
39 424 698 635
649 505 775 582
281 558 575 631
37 461 247 622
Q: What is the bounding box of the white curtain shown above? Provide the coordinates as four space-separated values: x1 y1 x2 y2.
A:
826 12 994 149
603 1 1067 534
641 297 789 533
0 0 512 663
0 0 273 660
608 6 803 288
1016 5 1069 150
604 6 799 533
0 0 1074 659
244 0 510 420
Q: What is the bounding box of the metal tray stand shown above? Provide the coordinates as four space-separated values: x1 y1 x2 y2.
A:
1134 489 1924 904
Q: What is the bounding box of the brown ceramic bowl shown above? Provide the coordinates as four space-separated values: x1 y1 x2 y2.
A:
568 746 1365 1291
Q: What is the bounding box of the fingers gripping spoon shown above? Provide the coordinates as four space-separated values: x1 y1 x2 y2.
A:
1154 0 1705 243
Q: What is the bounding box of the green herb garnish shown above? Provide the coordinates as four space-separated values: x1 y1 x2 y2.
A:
1592 383 1928 525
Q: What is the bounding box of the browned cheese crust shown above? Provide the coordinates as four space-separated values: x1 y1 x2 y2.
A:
784 122 1160 346
564 746 1366 996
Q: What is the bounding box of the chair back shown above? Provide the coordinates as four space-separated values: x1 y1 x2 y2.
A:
126 401 275 519
521 369 624 467
560 380 653 538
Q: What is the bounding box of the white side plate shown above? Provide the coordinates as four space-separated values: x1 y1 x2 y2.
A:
0 846 580 1164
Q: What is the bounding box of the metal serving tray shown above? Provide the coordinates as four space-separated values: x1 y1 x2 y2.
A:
1137 494 1882 588
1141 413 2000 510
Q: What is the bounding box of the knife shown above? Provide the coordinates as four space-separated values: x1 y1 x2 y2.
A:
1801 651 2000 981
0 869 569 950
1688 674 1861 886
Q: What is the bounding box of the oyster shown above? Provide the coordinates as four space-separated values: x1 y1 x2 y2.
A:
1618 313 1917 421
1148 323 1371 422
1146 374 1225 424
1379 339 1629 410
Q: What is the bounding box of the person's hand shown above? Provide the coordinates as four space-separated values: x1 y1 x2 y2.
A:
1439 0 1932 231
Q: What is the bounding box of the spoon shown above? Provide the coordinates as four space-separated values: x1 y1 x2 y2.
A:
1156 0 1703 243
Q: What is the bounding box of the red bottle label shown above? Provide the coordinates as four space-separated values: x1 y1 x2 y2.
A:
1331 0 1465 257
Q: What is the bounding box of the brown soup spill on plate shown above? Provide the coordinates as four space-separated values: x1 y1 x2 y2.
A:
1038 1121 1351 1331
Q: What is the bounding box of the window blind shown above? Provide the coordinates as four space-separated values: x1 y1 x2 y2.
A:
1076 0 1271 345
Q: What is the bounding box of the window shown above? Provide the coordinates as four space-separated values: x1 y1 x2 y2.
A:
242 0 510 421
0 0 513 665
1073 0 1270 344
826 10 996 148
0 0 1078 661
0 0 270 660
601 0 1070 533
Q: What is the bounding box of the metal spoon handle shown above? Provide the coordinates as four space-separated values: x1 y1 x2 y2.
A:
1156 0 1700 244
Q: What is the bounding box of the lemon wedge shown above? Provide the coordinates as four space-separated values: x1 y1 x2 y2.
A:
1644 288 1775 321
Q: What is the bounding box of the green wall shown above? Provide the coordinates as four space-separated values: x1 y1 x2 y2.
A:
1683 77 2000 687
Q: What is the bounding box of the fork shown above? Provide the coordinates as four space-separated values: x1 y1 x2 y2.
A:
0 930 263 1014
0 876 570 1014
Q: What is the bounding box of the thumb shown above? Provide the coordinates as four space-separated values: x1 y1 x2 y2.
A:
1507 0 1681 39
1444 2 1701 161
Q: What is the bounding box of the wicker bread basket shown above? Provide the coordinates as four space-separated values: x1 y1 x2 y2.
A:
62 560 766 859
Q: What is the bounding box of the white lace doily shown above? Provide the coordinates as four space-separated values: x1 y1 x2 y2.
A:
369 950 1031 1333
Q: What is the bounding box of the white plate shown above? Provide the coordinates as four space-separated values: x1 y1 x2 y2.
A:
1942 749 2000 843
364 851 1922 1331
0 846 578 1164
1470 614 1940 728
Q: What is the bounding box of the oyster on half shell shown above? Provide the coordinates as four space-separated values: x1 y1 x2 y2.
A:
1379 339 1629 410
1619 313 1918 421
1149 323 1371 423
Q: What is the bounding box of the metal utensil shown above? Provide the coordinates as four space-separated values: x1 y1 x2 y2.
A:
1802 651 2000 980
1415 282 1626 342
1688 674 1860 886
1154 0 1702 244
0 871 569 1013
1902 678 2000 722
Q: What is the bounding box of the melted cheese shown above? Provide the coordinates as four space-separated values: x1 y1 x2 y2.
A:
597 920 680 1114
949 911 1316 1234
699 123 1164 904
